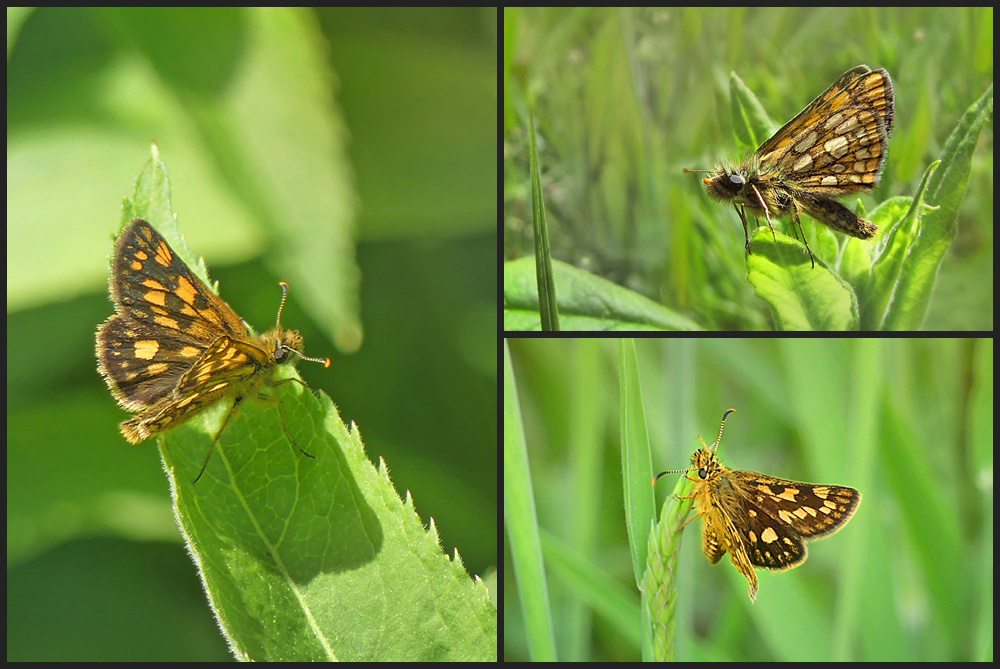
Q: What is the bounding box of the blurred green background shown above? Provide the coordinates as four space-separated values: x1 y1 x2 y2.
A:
505 338 992 661
504 7 993 329
6 7 496 660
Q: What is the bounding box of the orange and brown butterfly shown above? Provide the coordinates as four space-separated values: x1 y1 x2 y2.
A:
654 409 861 601
96 218 330 482
687 65 895 267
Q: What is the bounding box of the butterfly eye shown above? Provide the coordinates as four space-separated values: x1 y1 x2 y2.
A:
698 467 707 479
714 172 745 196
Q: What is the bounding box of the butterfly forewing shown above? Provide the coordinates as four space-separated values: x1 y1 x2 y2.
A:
758 66 894 194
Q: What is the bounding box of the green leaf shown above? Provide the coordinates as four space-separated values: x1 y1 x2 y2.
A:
879 84 994 329
122 145 496 661
504 257 703 330
746 230 860 330
726 70 777 152
158 383 495 661
528 110 560 330
619 339 656 585
503 340 558 661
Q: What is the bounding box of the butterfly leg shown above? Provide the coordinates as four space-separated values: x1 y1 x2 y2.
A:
733 203 751 253
193 396 245 484
676 506 703 533
749 183 777 242
259 377 318 460
791 210 816 268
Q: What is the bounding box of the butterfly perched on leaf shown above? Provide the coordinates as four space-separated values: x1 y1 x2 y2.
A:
96 218 330 482
687 65 895 267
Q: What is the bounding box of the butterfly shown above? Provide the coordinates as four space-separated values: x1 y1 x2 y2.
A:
688 65 894 267
96 219 330 482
